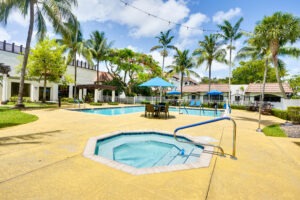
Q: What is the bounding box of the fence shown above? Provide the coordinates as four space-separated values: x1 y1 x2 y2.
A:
0 40 97 70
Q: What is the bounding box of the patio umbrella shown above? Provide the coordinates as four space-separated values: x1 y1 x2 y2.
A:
166 89 181 95
139 77 174 102
207 90 223 103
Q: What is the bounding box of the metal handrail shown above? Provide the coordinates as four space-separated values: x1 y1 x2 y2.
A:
173 117 237 159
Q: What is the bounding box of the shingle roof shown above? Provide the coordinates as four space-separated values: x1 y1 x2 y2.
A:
172 75 198 84
182 84 229 93
245 83 293 93
96 72 113 82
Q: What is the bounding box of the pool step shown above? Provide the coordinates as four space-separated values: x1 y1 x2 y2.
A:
153 147 179 167
184 148 201 164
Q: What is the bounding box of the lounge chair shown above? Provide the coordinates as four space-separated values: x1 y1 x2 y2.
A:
189 100 195 107
261 103 272 115
195 100 201 107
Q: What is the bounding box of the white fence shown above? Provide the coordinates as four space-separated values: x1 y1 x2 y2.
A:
271 99 300 110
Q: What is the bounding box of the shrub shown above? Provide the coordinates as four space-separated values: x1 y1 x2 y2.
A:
141 100 150 104
271 109 289 120
287 106 300 124
9 96 31 103
61 97 73 102
89 102 102 106
230 104 247 110
108 102 119 105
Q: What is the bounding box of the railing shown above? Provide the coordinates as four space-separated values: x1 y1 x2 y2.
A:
0 40 96 70
173 117 237 159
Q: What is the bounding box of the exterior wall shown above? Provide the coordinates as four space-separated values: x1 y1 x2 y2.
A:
0 50 98 102
272 99 300 110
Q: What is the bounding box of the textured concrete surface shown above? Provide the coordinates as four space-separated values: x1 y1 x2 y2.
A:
0 105 299 199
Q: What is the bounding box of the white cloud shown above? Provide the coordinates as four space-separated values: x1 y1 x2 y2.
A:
0 28 11 41
213 8 242 24
75 0 189 38
179 13 209 39
149 51 174 69
7 10 28 27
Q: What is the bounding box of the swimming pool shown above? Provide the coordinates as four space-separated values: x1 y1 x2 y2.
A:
77 106 223 117
83 131 213 175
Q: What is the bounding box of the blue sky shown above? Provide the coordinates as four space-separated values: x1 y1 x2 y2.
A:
1 0 299 80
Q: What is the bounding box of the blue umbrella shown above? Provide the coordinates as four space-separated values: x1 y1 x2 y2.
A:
167 89 181 95
139 77 174 87
207 89 223 95
140 77 174 102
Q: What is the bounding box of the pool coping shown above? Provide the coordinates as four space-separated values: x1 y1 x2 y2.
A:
83 130 213 175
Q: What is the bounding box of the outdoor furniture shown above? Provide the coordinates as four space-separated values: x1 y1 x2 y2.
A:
195 100 201 107
189 100 195 106
261 103 273 115
159 104 169 119
145 104 156 117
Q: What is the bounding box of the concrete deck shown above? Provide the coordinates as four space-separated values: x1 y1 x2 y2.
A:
0 106 299 199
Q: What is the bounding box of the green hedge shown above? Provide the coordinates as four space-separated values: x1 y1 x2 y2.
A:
271 109 289 120
141 100 150 104
89 102 103 106
230 104 247 110
287 106 300 124
108 102 119 105
9 96 31 103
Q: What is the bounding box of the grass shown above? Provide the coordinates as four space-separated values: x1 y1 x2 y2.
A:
263 124 287 137
7 102 58 108
0 107 38 129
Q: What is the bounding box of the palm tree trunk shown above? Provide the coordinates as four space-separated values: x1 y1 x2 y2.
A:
273 55 287 98
96 60 100 84
74 54 77 98
16 0 34 108
208 62 212 103
228 41 232 104
180 72 184 99
162 55 165 75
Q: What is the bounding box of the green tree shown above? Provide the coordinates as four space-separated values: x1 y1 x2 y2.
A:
167 49 199 99
289 75 300 96
0 0 77 107
26 38 66 102
218 17 244 102
254 12 300 98
150 29 176 73
57 18 92 98
232 60 285 84
193 34 227 94
87 31 113 84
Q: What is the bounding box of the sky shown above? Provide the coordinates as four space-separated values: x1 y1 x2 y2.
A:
0 0 300 80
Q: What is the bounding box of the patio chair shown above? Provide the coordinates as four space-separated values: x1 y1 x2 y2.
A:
160 104 169 119
189 100 195 107
261 103 272 115
145 104 156 117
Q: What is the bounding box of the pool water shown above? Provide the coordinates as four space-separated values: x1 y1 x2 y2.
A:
78 106 222 117
95 132 204 169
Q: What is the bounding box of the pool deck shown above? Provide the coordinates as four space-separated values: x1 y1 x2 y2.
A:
0 105 299 199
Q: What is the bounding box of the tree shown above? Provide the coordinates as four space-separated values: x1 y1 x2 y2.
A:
150 29 176 73
0 0 77 107
218 17 244 103
167 49 199 99
193 34 227 95
87 31 113 84
57 18 92 98
232 60 285 84
289 75 300 96
26 38 66 102
254 12 300 98
106 48 161 96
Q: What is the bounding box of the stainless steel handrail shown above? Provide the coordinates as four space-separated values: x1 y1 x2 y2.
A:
173 117 237 159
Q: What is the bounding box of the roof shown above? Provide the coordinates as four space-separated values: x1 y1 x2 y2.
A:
182 84 229 93
172 75 198 85
245 83 293 93
96 72 113 82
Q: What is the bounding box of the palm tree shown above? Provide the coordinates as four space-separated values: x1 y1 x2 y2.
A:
87 31 113 84
57 18 92 98
150 29 176 74
193 34 227 99
0 0 77 107
166 49 199 99
253 12 300 98
218 17 244 103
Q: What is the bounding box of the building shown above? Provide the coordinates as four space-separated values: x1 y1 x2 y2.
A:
0 40 116 103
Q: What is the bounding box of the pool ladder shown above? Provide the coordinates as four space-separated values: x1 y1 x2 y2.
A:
173 117 237 159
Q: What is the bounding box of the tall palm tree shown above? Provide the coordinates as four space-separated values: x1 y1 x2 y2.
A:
193 34 227 98
150 29 176 74
166 49 199 99
253 12 300 98
218 17 244 103
87 31 113 84
57 18 92 98
0 0 77 107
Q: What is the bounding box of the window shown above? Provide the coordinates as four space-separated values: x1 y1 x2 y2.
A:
11 82 30 97
39 87 51 101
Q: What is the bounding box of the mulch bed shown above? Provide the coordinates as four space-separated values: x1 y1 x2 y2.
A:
280 124 300 138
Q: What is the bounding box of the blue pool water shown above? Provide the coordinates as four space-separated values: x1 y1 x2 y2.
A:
95 132 203 168
77 106 223 117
